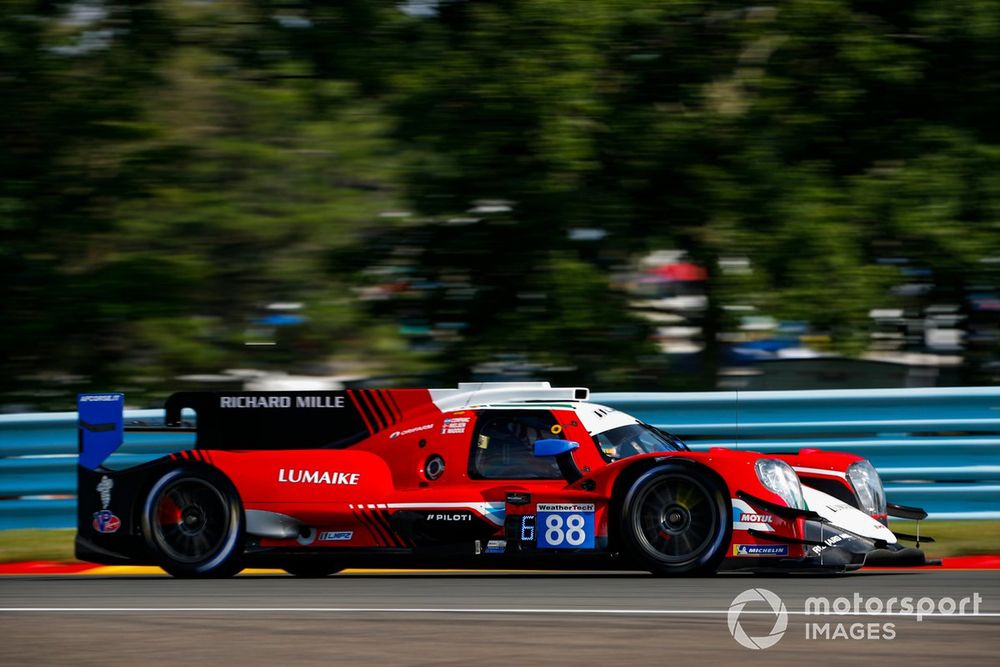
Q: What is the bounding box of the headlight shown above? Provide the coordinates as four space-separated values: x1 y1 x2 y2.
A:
847 459 887 516
755 459 806 510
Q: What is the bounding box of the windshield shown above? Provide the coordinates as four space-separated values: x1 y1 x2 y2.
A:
593 423 686 462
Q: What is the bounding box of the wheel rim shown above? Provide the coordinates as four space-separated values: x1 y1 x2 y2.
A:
152 478 231 565
631 474 719 564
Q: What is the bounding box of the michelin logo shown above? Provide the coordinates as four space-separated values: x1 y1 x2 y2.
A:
734 544 789 557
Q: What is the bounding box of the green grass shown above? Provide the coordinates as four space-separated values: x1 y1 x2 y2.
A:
893 520 1000 558
0 529 76 564
0 521 998 564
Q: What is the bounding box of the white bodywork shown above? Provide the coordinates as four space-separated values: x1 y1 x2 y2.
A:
428 382 588 412
802 485 897 544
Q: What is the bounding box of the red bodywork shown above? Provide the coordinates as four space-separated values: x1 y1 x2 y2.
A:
161 389 866 562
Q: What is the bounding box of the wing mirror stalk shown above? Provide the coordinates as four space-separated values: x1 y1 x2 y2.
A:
533 439 583 484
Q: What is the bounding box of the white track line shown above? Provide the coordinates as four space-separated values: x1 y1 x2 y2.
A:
0 607 997 617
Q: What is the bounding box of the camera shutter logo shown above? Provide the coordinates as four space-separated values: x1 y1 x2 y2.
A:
728 588 788 649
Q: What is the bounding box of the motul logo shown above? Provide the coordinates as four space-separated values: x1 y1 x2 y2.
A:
277 469 360 485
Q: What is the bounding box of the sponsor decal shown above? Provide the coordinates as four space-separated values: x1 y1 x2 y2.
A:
810 533 847 555
390 423 434 439
426 513 472 522
441 416 471 435
92 509 121 534
731 499 775 532
505 492 531 506
536 504 596 549
319 531 353 541
733 544 789 557
484 539 506 554
385 502 506 525
92 475 120 534
277 469 361 485
97 475 113 509
536 503 595 512
219 395 345 409
79 394 120 402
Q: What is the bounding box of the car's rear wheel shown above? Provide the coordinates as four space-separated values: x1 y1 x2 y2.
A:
282 564 344 578
142 466 244 578
620 463 730 576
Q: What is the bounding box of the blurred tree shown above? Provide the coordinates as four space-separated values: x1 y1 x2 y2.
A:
0 0 177 400
1 1 409 405
295 0 1000 387
5 0 1000 407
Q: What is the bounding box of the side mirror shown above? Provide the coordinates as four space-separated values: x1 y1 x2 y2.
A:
533 439 579 457
532 439 582 483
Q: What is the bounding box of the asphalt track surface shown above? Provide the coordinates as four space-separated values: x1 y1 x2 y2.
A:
1 570 998 666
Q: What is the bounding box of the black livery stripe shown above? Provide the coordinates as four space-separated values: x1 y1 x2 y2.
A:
352 390 382 434
383 391 403 422
371 390 397 426
346 391 376 435
367 506 405 548
378 507 411 547
352 505 388 546
360 390 387 431
363 506 399 547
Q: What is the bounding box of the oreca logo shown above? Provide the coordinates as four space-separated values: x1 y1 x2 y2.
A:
728 588 788 650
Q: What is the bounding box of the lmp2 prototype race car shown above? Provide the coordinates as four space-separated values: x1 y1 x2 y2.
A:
76 383 935 577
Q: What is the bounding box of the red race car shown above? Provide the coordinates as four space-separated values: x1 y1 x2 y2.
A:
75 383 935 577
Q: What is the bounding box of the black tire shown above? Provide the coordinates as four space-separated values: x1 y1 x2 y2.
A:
282 564 344 578
620 463 731 576
142 466 245 578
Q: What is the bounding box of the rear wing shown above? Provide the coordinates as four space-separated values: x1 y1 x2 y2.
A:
78 391 379 469
78 393 126 470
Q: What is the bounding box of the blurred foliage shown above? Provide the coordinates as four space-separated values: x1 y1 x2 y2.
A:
2 0 1000 407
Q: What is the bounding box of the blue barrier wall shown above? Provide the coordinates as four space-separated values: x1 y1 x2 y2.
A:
594 387 1000 520
1 388 998 529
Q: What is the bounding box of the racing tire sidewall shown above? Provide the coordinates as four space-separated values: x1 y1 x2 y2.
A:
620 463 731 576
141 465 245 578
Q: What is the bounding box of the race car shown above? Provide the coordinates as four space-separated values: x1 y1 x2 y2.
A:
75 382 936 577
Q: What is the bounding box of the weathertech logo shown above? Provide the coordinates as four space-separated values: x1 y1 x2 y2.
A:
277 469 360 485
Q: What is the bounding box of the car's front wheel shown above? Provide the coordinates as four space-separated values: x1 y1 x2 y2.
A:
142 466 244 578
620 463 731 576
